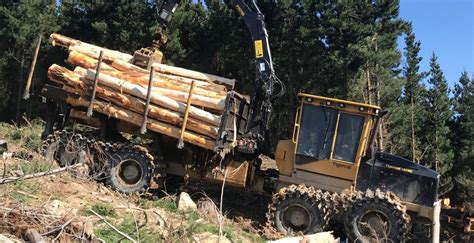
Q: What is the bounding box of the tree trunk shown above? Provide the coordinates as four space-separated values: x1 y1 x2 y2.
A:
151 62 235 89
50 33 235 88
47 65 219 138
411 97 417 163
112 59 227 93
65 96 216 150
15 57 25 121
75 67 222 125
68 51 227 99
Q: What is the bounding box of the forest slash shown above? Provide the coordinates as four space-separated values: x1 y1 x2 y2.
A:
0 121 271 242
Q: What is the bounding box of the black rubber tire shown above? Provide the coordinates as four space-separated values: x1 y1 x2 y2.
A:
344 199 407 242
105 147 153 194
272 191 327 234
41 131 88 167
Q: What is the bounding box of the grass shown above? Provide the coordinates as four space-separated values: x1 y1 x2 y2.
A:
190 222 235 241
18 158 57 174
81 203 117 218
0 119 44 151
9 191 33 203
11 180 40 193
138 196 177 213
95 218 163 243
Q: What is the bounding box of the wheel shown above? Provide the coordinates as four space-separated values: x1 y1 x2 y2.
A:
105 146 154 194
41 131 89 167
268 185 328 235
344 189 410 242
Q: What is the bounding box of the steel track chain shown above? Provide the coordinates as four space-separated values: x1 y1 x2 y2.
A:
265 185 411 240
40 130 166 195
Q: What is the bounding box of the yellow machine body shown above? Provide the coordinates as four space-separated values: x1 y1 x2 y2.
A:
275 93 380 192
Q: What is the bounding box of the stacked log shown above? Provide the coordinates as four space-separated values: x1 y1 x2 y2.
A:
45 33 235 150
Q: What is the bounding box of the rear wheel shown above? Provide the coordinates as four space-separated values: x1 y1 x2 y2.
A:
41 130 89 166
105 145 154 194
344 189 410 242
268 185 329 235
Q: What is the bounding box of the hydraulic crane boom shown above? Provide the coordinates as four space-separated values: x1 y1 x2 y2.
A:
155 0 285 149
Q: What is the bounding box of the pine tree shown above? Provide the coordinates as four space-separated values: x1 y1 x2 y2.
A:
422 53 454 196
402 26 426 162
451 71 474 204
388 25 426 161
0 1 59 121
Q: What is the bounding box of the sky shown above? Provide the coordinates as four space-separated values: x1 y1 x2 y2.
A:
399 0 474 88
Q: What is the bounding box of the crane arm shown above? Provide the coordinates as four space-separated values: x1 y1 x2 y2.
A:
155 0 285 149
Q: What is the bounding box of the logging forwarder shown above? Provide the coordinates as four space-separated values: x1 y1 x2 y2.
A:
39 0 448 241
149 0 441 241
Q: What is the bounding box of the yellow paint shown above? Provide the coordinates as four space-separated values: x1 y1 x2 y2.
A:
254 40 264 58
287 95 377 183
274 140 295 176
386 164 414 174
235 5 245 16
298 93 381 111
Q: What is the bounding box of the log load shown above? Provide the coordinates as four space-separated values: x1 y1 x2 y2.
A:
50 33 235 89
44 33 237 150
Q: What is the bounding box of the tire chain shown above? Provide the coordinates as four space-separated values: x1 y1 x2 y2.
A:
266 185 410 239
40 130 166 195
343 188 411 240
265 184 331 234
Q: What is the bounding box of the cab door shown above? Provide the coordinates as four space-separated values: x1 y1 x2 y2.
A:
293 103 369 182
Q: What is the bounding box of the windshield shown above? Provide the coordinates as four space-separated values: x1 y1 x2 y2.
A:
295 105 365 164
296 106 337 164
332 113 365 162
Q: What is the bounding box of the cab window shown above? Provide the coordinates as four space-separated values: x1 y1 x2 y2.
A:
296 105 337 164
295 104 366 165
332 113 365 163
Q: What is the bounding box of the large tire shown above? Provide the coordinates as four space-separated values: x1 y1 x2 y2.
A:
344 189 410 242
105 145 154 194
268 185 329 235
41 130 89 167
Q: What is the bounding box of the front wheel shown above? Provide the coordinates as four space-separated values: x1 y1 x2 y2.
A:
344 189 410 242
268 185 329 235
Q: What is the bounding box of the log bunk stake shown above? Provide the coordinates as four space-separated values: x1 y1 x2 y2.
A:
87 50 104 117
178 81 196 149
141 67 155 134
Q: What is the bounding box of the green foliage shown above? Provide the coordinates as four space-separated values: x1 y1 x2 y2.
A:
89 204 117 218
0 1 60 121
82 204 117 218
18 158 56 174
11 180 40 193
0 119 44 151
450 71 474 204
386 25 426 161
421 53 454 196
95 219 162 243
59 1 157 52
138 196 178 212
9 191 32 203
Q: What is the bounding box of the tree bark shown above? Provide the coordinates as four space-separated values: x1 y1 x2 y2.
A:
64 96 216 150
68 51 227 97
50 33 235 88
47 65 219 138
15 57 25 121
113 59 227 93
76 67 222 125
151 62 235 89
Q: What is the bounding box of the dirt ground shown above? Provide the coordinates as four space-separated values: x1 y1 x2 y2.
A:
0 122 268 242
